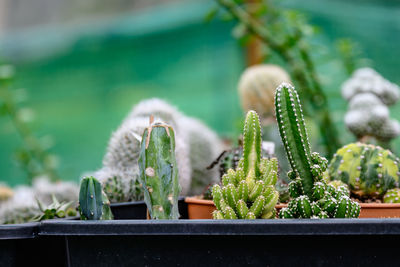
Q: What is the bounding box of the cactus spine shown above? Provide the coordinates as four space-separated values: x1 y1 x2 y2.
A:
329 142 400 198
275 83 360 218
79 176 113 220
212 110 279 219
138 117 181 219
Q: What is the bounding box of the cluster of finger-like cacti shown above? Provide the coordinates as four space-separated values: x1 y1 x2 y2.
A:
275 83 360 218
79 176 113 220
212 111 279 219
138 117 181 220
329 142 400 199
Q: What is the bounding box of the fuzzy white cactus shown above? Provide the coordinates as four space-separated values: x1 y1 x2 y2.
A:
90 98 223 200
342 68 400 143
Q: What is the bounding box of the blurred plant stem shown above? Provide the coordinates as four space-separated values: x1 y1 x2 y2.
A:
215 0 341 157
0 64 59 184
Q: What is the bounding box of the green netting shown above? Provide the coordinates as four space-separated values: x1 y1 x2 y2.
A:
0 0 399 186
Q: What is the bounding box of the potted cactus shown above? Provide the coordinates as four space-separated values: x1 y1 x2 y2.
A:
274 83 360 218
328 142 400 218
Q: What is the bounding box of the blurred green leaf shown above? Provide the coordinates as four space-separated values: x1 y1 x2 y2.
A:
204 6 219 23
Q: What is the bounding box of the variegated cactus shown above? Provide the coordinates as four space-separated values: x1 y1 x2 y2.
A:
212 111 279 219
329 142 400 198
275 83 360 218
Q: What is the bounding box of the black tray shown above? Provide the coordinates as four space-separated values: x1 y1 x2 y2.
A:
39 219 400 266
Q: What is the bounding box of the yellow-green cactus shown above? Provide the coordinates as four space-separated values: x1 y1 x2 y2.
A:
212 111 279 219
329 142 400 198
383 188 400 203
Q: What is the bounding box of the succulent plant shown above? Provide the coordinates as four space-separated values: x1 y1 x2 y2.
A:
342 68 400 144
329 142 400 199
207 139 243 179
92 98 223 198
383 188 400 203
79 176 113 220
275 83 360 218
212 111 279 219
138 118 181 219
0 184 14 202
33 194 76 221
238 64 292 124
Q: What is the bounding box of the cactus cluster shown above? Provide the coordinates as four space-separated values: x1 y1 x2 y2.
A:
238 64 291 124
79 176 113 220
212 111 279 219
342 68 400 143
275 83 360 218
138 118 181 220
329 142 400 199
92 98 223 199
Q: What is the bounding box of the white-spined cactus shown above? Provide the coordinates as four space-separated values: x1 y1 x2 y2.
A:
342 68 400 144
238 64 291 124
91 98 223 200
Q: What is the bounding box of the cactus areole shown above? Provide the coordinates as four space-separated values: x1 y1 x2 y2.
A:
138 118 181 219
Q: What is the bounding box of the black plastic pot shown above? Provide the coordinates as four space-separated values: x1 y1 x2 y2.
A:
0 222 38 266
39 219 400 266
110 196 188 219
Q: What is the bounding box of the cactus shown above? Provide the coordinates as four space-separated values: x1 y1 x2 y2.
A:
275 83 360 218
342 68 400 145
138 118 181 219
212 110 279 219
91 98 223 198
238 64 292 124
33 194 76 221
79 176 113 220
329 142 400 199
383 188 400 203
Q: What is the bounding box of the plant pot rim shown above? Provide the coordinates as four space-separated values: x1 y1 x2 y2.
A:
184 197 214 205
0 222 39 240
39 219 400 236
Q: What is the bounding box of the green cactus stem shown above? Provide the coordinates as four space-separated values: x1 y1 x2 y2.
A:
275 83 360 218
79 176 113 220
384 188 400 203
212 110 279 219
329 142 400 199
138 117 181 219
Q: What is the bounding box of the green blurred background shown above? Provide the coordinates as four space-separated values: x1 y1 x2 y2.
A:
0 0 399 186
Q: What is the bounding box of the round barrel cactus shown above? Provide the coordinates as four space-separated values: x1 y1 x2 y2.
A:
384 188 400 203
329 142 400 198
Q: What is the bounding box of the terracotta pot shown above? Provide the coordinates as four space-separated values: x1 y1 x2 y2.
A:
185 197 287 219
272 203 400 218
185 197 215 219
185 198 400 219
358 203 400 218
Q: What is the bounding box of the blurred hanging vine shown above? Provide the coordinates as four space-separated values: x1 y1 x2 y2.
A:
0 64 59 184
210 0 342 157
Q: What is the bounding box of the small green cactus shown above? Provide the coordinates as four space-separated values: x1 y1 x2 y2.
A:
79 176 113 220
212 111 279 219
138 118 181 219
383 188 400 203
275 83 360 218
329 142 400 198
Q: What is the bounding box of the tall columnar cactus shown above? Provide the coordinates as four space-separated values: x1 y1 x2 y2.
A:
329 142 400 198
212 111 279 219
138 118 181 219
275 83 360 218
79 176 113 220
